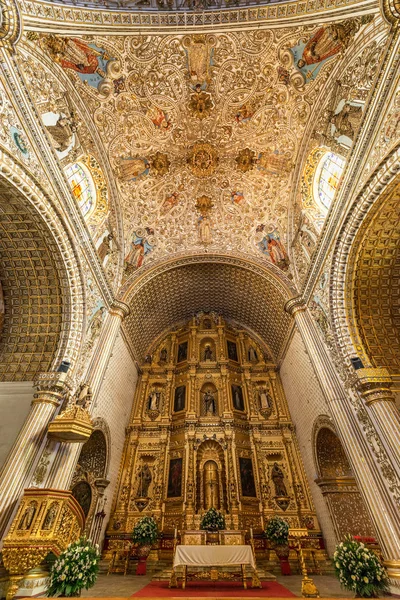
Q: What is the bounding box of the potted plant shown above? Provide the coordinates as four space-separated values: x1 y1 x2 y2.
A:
265 516 291 575
334 536 389 597
47 536 100 597
200 507 225 544
132 516 158 575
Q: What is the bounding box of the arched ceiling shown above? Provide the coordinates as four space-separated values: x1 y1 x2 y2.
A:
123 257 293 361
0 177 63 381
19 18 373 286
351 177 400 376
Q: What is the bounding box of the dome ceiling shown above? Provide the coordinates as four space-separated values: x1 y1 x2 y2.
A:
26 20 370 284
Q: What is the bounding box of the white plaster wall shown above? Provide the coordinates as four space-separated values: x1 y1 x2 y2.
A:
92 332 138 544
280 329 337 555
0 382 34 470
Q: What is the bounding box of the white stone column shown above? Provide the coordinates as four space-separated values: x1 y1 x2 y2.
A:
44 301 130 490
0 372 73 542
285 299 400 586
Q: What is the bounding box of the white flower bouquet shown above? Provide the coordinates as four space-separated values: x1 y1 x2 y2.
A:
200 507 225 531
47 537 100 597
132 516 158 546
334 536 389 597
264 516 289 546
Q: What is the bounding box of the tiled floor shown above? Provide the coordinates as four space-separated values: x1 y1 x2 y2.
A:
81 573 357 598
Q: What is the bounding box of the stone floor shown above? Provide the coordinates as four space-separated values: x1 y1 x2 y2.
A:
81 573 356 598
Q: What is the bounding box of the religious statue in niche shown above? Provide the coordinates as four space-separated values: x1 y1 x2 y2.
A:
329 100 363 146
177 341 188 362
232 384 244 411
159 347 168 363
248 346 258 362
204 345 213 361
204 390 216 416
174 386 186 412
18 501 37 530
147 390 160 412
75 382 92 409
271 462 288 497
42 502 58 530
167 458 182 498
97 233 113 264
43 112 78 156
290 19 367 83
239 457 257 497
136 464 152 498
257 386 273 418
227 340 238 361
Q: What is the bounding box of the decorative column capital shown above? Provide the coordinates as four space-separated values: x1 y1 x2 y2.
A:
33 371 74 406
350 367 396 406
284 296 307 316
109 300 130 320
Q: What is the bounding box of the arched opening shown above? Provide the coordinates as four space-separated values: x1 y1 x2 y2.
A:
314 425 375 541
313 151 345 212
196 440 227 514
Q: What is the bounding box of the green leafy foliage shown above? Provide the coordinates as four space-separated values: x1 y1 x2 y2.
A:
200 507 225 530
47 537 100 597
334 536 389 597
132 516 158 545
264 516 289 546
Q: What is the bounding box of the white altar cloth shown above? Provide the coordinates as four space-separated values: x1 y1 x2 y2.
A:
173 545 256 570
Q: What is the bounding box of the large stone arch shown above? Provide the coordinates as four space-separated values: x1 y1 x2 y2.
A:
329 145 400 376
0 149 85 375
312 416 376 541
120 252 297 363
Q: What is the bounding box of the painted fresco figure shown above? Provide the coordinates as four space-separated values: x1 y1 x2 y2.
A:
42 36 108 77
297 21 359 70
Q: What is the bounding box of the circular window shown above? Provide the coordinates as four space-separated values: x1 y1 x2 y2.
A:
314 151 345 211
65 162 96 218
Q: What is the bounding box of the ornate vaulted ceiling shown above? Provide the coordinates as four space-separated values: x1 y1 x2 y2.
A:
24 20 371 282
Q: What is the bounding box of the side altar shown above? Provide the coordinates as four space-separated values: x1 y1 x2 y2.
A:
169 530 264 589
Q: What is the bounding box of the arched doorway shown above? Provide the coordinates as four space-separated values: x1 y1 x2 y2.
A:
70 426 109 536
314 422 376 541
196 440 228 514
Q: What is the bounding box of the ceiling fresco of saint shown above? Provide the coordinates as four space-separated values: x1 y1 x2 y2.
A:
18 16 381 290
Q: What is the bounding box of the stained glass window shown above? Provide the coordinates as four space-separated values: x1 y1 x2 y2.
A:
316 152 345 210
65 162 96 218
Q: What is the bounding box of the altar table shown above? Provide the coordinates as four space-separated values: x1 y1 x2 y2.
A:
170 545 261 589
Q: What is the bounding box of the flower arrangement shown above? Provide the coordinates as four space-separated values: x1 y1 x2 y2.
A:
132 516 158 546
200 507 225 531
264 516 289 546
333 537 389 597
47 537 100 597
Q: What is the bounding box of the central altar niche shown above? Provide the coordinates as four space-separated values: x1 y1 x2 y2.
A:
196 440 227 511
107 311 321 540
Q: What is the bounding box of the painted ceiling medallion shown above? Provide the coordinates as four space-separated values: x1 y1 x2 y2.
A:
187 142 219 178
235 148 256 173
150 152 170 177
195 195 214 216
189 87 214 120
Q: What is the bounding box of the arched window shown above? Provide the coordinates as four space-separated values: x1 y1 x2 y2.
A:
314 151 345 211
65 162 96 218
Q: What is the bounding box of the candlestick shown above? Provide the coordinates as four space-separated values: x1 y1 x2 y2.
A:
174 527 177 539
250 527 253 539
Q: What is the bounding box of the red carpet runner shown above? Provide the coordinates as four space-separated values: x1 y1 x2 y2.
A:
132 580 296 597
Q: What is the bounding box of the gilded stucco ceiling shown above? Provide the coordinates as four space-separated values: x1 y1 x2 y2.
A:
0 177 63 381
28 21 370 285
124 259 292 361
351 177 400 375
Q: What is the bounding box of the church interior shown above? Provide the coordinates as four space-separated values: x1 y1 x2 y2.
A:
0 0 399 596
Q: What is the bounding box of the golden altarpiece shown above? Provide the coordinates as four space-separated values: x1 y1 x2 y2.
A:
107 313 324 556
